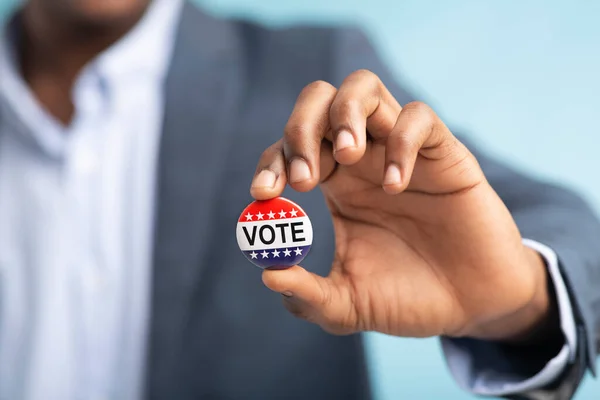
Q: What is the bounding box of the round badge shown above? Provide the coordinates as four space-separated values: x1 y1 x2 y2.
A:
237 197 313 269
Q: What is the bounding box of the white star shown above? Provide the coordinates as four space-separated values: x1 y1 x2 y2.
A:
271 249 280 258
249 251 258 259
278 209 287 218
289 209 298 217
267 210 276 219
294 247 303 256
261 250 270 259
245 212 253 221
256 212 264 220
283 248 292 257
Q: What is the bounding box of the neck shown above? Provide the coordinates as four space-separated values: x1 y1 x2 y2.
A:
17 3 146 124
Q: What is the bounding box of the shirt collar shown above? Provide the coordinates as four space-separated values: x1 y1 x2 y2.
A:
0 16 67 157
0 0 183 157
95 0 184 83
0 0 183 91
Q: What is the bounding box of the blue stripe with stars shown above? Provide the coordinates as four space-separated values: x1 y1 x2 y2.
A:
242 245 312 269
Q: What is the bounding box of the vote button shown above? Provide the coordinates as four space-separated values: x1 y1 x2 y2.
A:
237 197 313 269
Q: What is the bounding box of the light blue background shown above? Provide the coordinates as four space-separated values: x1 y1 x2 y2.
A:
1 0 599 399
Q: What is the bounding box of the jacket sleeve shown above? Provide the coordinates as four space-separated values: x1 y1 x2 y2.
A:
330 26 600 399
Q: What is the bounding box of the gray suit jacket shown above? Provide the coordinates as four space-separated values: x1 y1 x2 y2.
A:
145 3 600 399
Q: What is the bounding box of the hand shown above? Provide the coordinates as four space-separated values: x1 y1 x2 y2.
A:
250 70 553 341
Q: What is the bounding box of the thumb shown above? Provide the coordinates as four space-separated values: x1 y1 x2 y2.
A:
262 265 329 304
262 266 355 334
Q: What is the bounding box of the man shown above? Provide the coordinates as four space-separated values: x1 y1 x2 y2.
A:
0 0 598 399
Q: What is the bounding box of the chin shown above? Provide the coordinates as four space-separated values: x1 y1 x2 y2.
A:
49 0 150 27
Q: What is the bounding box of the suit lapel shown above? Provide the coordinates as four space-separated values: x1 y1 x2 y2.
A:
145 3 243 397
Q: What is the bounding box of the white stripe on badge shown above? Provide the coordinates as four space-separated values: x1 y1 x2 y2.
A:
236 216 313 251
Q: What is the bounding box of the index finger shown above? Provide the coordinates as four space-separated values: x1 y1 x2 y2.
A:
251 81 338 198
281 80 338 192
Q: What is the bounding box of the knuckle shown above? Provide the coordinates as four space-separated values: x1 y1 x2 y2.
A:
301 80 335 97
404 101 433 120
283 123 322 157
349 68 378 83
284 122 312 144
330 97 362 119
307 80 335 92
389 133 418 151
348 69 382 91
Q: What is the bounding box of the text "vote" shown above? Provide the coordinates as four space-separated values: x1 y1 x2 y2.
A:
243 222 305 246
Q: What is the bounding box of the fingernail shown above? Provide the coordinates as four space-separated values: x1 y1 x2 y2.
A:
384 164 402 186
252 169 277 189
282 291 293 297
335 130 356 152
289 159 311 183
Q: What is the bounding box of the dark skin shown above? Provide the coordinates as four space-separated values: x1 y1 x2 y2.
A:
18 0 149 124
19 0 561 350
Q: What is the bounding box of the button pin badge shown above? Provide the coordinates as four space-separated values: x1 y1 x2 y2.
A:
237 197 313 269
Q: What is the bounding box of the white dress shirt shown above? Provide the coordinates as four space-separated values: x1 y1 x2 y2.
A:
0 0 182 399
0 1 577 399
